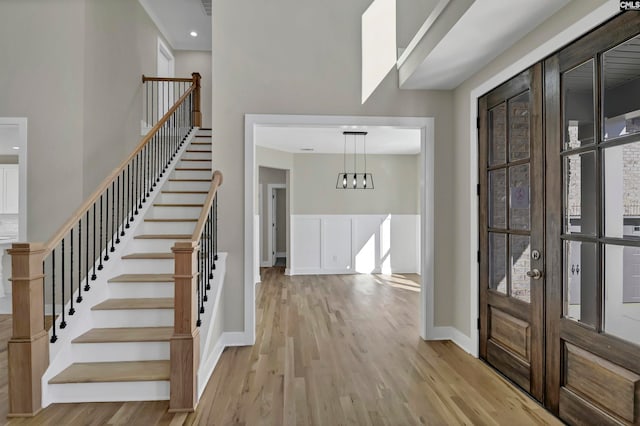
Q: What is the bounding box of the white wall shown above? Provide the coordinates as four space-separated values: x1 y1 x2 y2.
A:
212 0 454 335
0 0 168 240
292 153 418 214
175 51 213 128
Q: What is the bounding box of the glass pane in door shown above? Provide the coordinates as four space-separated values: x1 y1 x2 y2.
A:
564 151 597 235
489 169 507 228
603 140 640 239
509 91 530 161
604 244 640 345
489 232 507 294
563 240 598 327
603 35 640 141
489 103 507 166
510 164 530 230
563 60 595 150
511 235 531 303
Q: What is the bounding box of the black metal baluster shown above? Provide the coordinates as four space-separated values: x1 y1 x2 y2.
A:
203 220 209 301
116 175 121 243
60 239 67 329
120 171 125 237
110 181 115 253
50 250 57 343
200 238 206 311
128 163 133 225
105 188 110 261
69 228 75 315
98 195 103 270
209 201 214 280
91 204 97 280
197 243 202 327
77 219 83 303
85 211 90 291
137 152 141 209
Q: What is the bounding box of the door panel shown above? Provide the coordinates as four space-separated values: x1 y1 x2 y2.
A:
479 63 544 401
545 11 640 424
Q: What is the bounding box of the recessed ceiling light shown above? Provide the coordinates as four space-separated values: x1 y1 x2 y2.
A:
300 148 314 152
11 146 19 150
190 31 198 37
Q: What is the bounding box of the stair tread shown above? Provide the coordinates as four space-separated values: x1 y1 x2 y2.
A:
92 298 173 310
169 178 210 182
161 190 208 194
153 203 204 207
73 327 173 343
122 252 174 260
186 150 212 153
49 360 170 384
175 167 212 171
134 234 191 240
191 142 211 145
144 218 198 222
179 159 211 162
108 274 173 283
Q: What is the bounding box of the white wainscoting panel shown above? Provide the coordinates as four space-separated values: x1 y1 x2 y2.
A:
291 215 419 275
323 217 352 271
292 217 322 270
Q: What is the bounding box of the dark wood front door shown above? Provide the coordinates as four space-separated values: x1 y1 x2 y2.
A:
478 63 545 401
544 12 640 425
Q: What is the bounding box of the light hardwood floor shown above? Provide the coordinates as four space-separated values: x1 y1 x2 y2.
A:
1 269 560 425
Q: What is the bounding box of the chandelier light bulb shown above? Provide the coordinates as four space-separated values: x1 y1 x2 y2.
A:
363 175 367 188
342 174 347 188
353 174 357 188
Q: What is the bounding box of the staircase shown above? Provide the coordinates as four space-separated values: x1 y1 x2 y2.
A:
42 130 218 403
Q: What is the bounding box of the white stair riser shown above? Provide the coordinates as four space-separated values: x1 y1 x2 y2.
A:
119 258 174 274
142 221 196 234
71 341 169 363
129 238 186 252
91 309 173 328
172 170 212 180
108 282 174 299
158 192 207 204
48 381 169 404
181 152 211 160
178 160 211 168
147 206 202 219
164 180 211 191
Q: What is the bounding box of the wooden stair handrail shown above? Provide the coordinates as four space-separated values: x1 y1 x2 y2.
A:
142 75 194 83
43 80 198 256
191 170 223 242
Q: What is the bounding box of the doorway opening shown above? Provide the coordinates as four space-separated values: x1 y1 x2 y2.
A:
245 114 434 345
0 117 27 312
258 166 289 269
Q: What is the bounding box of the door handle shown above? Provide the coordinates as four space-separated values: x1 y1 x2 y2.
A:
526 269 543 280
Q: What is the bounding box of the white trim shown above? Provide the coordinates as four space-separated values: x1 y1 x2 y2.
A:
245 114 434 345
0 117 27 242
466 3 619 359
157 37 175 77
267 183 287 266
396 0 450 67
138 0 175 50
276 252 286 257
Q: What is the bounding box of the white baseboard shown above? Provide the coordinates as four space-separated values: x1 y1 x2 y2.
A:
427 326 475 357
260 261 271 267
275 252 286 257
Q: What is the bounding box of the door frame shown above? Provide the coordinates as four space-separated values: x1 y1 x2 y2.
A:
267 183 286 266
245 114 434 346
0 117 27 242
469 3 619 358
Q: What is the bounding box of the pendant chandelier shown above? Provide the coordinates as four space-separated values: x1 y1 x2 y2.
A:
336 131 374 190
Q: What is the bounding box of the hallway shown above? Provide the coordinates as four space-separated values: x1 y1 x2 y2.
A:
0 269 559 425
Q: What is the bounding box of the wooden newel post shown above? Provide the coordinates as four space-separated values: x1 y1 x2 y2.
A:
7 243 49 417
191 72 202 128
169 241 200 412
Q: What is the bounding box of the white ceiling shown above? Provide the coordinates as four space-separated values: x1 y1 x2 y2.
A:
401 0 570 89
0 125 21 156
255 126 421 155
138 0 212 51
